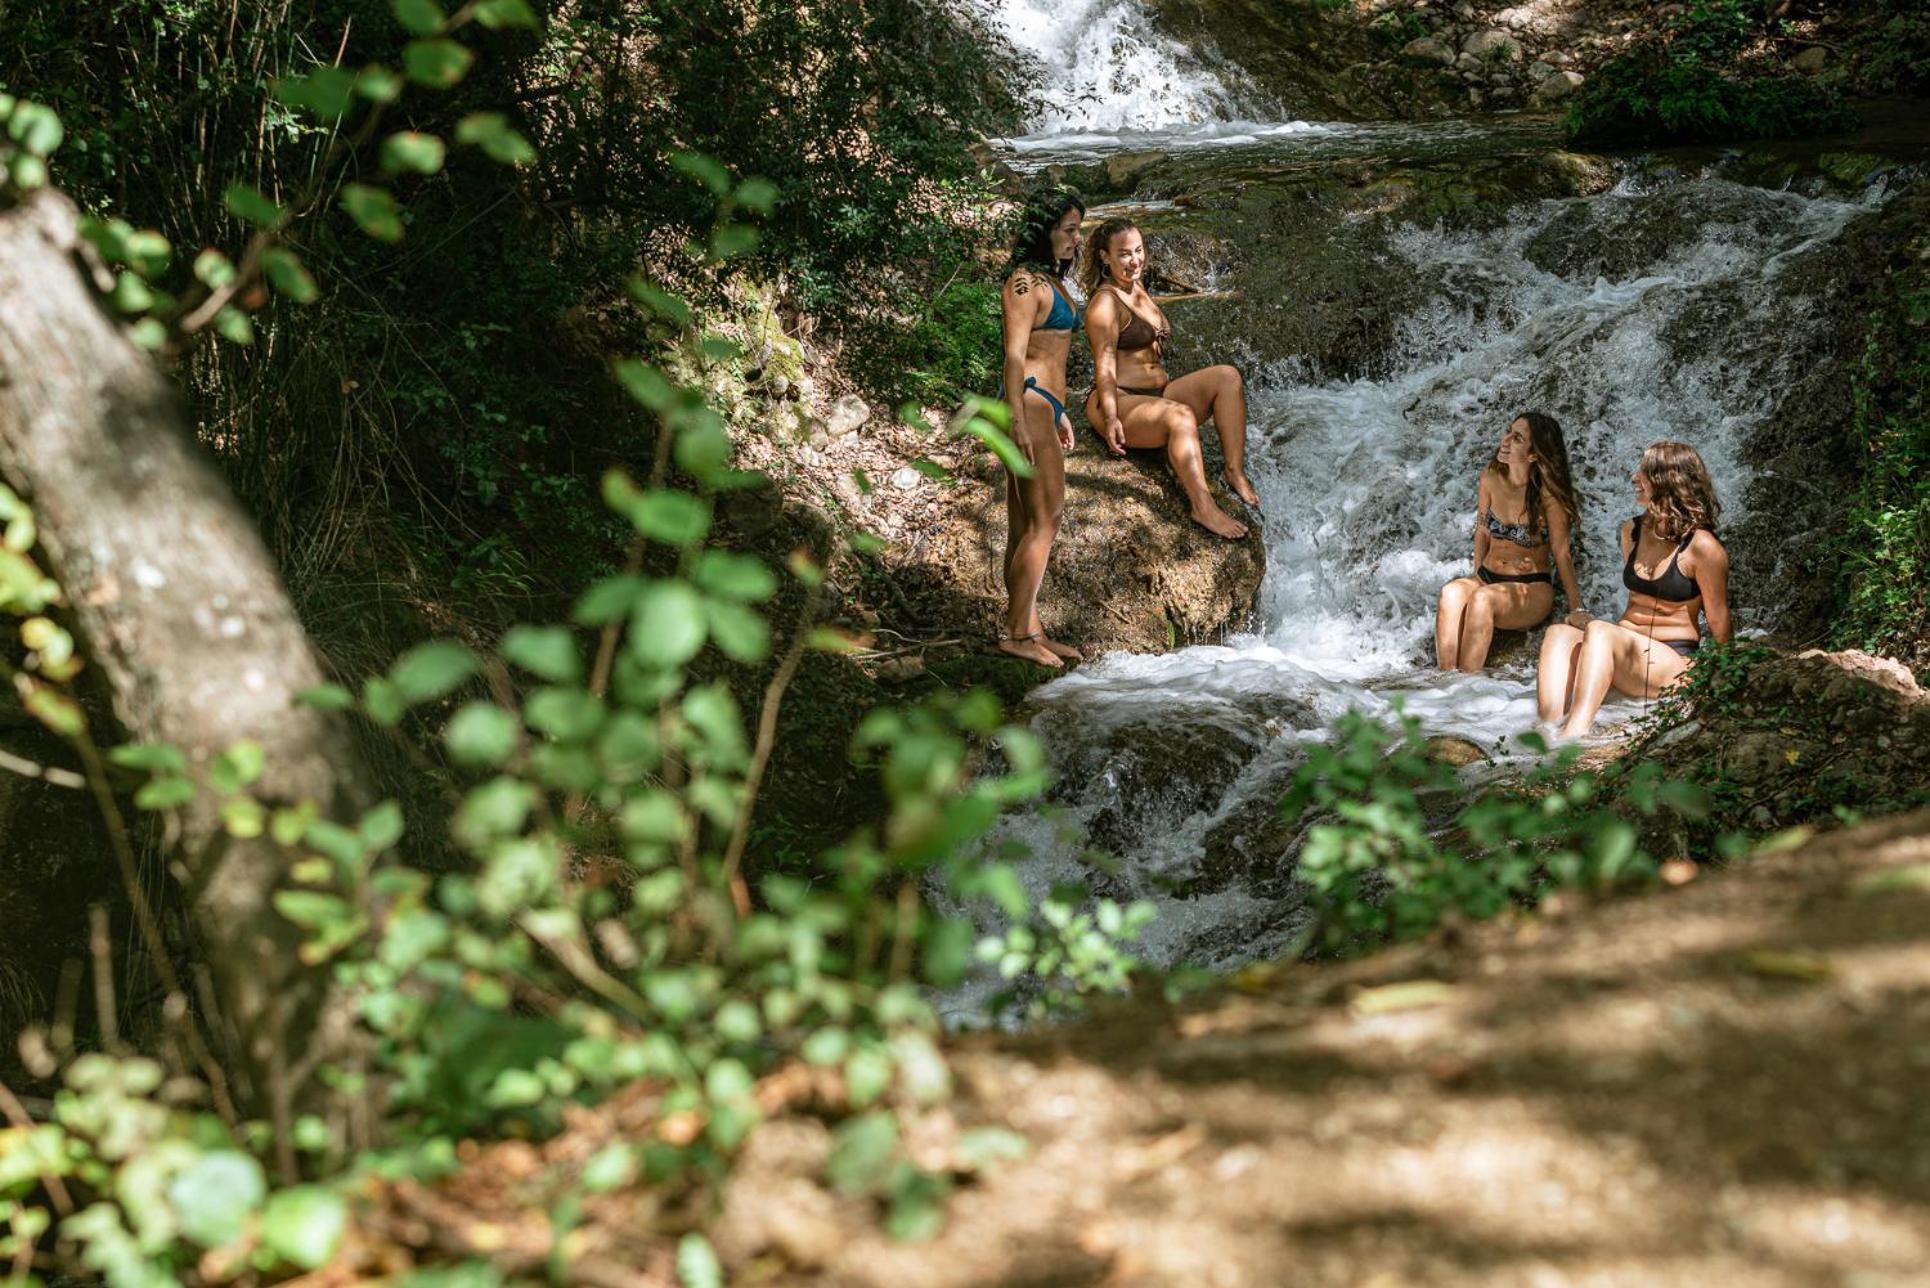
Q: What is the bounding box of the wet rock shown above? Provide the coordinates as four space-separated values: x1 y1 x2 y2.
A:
1402 35 1456 66
1531 70 1586 105
1463 29 1524 61
1105 150 1168 191
1424 735 1490 767
826 393 870 437
1791 45 1828 75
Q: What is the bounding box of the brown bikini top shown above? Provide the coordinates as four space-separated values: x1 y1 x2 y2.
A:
1104 285 1171 354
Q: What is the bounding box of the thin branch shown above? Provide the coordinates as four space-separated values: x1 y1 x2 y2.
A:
0 744 85 788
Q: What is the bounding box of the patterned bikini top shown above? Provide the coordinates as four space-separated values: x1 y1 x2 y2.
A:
1483 505 1541 549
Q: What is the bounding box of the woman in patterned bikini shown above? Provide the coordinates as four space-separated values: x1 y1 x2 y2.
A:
996 187 1087 668
1436 412 1586 672
1537 440 1732 737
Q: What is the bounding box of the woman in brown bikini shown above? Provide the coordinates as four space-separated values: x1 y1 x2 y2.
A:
1081 218 1254 540
1435 412 1586 672
1537 440 1733 737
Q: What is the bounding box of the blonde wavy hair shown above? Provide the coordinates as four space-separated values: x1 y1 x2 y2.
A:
1640 440 1721 543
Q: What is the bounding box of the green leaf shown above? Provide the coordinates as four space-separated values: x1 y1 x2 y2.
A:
403 38 474 89
628 490 711 547
524 687 605 742
390 640 478 704
392 0 445 34
260 1186 347 1270
381 130 447 175
734 177 778 216
826 1110 899 1196
261 247 319 304
360 799 406 851
611 359 676 412
628 581 707 669
356 65 405 103
220 796 266 839
223 182 285 229
626 280 692 327
363 676 406 726
167 1150 265 1247
215 306 255 346
710 224 758 260
341 183 404 241
296 683 356 711
500 624 582 683
619 789 687 844
130 317 168 350
703 598 770 664
193 249 236 289
454 113 535 165
209 740 265 794
134 774 197 811
445 702 520 768
676 1233 723 1288
474 0 540 28
693 550 776 602
6 152 47 190
674 421 732 479
122 230 172 278
7 102 63 157
110 270 155 315
669 152 731 196
109 743 187 774
844 1046 894 1107
274 67 357 118
956 1126 1031 1170
572 574 646 626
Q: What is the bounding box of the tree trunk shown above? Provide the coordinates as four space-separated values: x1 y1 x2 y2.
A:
0 188 372 1113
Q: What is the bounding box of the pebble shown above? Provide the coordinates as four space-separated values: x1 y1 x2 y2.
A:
826 393 870 437
891 466 922 490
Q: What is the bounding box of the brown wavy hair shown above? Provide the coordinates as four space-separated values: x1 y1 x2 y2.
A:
1485 411 1579 541
1079 217 1139 299
1639 440 1721 542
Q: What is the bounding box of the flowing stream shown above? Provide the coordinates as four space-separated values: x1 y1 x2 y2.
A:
947 0 1900 1016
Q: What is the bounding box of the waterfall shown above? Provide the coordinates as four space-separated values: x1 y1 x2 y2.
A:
938 173 1893 1021
969 0 1257 135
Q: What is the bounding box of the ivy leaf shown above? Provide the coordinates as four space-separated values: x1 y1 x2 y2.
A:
403 38 474 89
261 247 319 304
704 598 770 664
628 490 711 547
340 183 404 241
693 550 776 602
455 112 535 165
381 130 447 175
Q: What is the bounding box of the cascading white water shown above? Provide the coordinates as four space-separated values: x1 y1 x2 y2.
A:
939 175 1892 1021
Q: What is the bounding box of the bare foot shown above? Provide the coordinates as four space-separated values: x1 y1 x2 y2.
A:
1224 471 1260 507
1042 637 1084 662
997 633 1064 667
1190 502 1249 540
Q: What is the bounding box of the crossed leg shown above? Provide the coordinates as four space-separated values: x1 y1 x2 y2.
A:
1436 577 1554 672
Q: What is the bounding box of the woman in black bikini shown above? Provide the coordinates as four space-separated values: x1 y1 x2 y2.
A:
996 187 1087 669
1081 218 1253 541
1538 440 1732 737
1435 412 1585 672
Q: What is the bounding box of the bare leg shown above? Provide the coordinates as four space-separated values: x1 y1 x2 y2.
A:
1113 395 1248 539
1457 582 1554 673
1166 364 1257 505
1537 622 1584 724
998 395 1066 667
1436 577 1476 670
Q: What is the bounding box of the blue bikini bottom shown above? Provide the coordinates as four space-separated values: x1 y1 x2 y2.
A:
998 376 1067 426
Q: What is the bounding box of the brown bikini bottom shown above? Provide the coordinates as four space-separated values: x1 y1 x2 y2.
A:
1085 383 1169 405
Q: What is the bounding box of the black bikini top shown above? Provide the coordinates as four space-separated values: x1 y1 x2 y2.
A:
1483 505 1541 549
1622 515 1701 603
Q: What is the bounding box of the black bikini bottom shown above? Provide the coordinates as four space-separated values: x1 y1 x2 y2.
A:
1477 566 1552 586
1662 637 1703 659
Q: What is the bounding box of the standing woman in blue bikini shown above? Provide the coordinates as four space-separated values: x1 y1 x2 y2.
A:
996 187 1086 668
1538 440 1733 737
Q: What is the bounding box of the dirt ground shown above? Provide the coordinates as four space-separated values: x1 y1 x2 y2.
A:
761 806 1930 1287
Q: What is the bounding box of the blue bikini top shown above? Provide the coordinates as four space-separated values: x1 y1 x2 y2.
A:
1039 276 1080 332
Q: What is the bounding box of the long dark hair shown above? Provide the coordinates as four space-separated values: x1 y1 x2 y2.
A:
1486 411 1580 540
1640 440 1721 542
1079 217 1138 298
1006 186 1085 278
